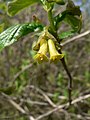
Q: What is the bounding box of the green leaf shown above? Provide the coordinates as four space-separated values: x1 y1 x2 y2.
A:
7 0 40 16
66 0 75 9
54 2 82 31
47 0 65 5
66 6 81 17
65 14 82 33
55 7 81 21
0 22 43 51
54 11 66 28
59 30 74 39
56 0 65 5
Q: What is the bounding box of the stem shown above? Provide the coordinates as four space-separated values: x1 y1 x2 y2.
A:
48 9 57 38
61 57 72 105
47 9 72 105
48 9 56 32
58 49 72 105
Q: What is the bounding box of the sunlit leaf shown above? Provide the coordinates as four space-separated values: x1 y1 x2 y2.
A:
7 0 41 16
0 22 43 51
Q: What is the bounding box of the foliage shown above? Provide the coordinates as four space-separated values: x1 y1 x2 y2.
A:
0 0 82 107
7 0 41 16
0 0 82 53
0 0 90 120
0 22 43 51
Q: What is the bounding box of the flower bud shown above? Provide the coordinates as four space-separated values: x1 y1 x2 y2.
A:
32 34 47 51
32 41 40 51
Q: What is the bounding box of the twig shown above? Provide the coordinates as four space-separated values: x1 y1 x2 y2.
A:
1 92 26 114
61 58 72 104
29 85 57 107
47 93 67 100
35 94 90 120
61 30 90 46
1 92 35 120
47 6 73 105
60 30 90 103
59 30 90 104
59 50 72 105
20 98 48 106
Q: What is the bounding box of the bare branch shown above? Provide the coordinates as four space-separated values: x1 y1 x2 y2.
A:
47 93 67 100
1 92 26 114
28 85 57 107
60 57 72 105
20 98 48 106
61 30 90 46
1 92 35 120
36 94 90 120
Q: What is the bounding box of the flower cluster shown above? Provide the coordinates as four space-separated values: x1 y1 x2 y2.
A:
33 28 64 63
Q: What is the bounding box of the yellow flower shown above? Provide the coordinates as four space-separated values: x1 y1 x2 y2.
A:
48 39 64 63
34 39 48 63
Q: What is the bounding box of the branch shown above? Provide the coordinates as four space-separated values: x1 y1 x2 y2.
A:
29 85 56 107
35 94 90 120
1 92 35 120
59 50 72 105
20 99 48 106
61 30 90 46
47 93 67 100
47 5 73 105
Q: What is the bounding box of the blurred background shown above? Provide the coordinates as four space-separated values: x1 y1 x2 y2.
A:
0 0 90 120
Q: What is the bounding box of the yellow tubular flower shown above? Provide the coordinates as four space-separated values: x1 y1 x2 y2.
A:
48 39 64 63
34 39 48 63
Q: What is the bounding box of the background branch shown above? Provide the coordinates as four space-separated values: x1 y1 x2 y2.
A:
28 85 56 107
61 30 90 46
35 94 90 120
1 92 35 120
